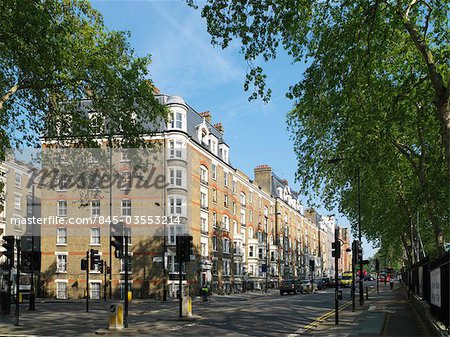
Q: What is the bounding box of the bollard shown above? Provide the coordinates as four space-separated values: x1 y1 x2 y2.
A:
182 296 192 317
109 303 124 330
365 286 369 300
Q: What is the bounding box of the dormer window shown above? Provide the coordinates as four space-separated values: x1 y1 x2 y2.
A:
209 136 218 155
201 130 208 144
170 111 183 129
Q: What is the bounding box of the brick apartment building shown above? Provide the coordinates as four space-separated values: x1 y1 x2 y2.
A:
36 94 350 300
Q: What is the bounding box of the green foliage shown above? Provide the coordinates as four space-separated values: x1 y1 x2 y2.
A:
0 0 167 156
190 0 449 258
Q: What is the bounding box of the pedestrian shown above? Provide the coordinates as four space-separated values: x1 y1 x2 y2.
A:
390 277 394 290
201 285 209 302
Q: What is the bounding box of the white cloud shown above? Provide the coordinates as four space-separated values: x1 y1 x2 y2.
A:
145 2 243 98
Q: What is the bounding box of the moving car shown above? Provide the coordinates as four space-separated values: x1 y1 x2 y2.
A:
279 279 298 295
298 279 312 293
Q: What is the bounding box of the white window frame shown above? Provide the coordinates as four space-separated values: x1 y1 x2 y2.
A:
168 139 184 159
168 196 185 216
169 110 184 129
90 281 102 300
201 214 208 233
15 173 22 188
212 164 217 180
240 192 246 206
200 187 208 209
200 166 208 184
57 200 67 217
91 200 100 217
14 194 21 210
56 253 68 273
56 227 67 245
168 225 185 245
56 280 68 299
90 227 101 245
212 212 217 228
223 215 230 232
121 199 131 217
169 167 185 188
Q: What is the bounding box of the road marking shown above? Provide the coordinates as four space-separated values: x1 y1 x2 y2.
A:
289 288 378 336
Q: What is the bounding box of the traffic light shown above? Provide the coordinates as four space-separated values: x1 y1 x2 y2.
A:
332 241 341 258
183 235 194 262
309 259 315 270
111 222 124 259
352 240 359 263
375 259 380 272
90 249 100 270
1 236 15 268
357 242 363 263
98 260 104 274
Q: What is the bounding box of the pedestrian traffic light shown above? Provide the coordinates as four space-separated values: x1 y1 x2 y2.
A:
183 235 194 262
90 249 100 270
111 222 124 259
1 236 15 268
332 241 341 258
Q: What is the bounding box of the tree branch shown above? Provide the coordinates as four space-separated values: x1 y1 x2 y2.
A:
398 2 446 100
391 139 419 171
0 84 20 110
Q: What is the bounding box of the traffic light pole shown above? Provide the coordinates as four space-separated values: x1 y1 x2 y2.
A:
29 184 35 311
352 241 356 312
179 258 183 319
334 228 339 325
86 250 89 313
124 230 129 328
104 261 107 302
357 168 364 306
14 238 20 326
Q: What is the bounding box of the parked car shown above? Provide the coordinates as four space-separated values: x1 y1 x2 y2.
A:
279 279 298 295
321 277 332 288
312 279 325 290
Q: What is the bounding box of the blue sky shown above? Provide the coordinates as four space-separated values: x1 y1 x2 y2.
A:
91 0 377 258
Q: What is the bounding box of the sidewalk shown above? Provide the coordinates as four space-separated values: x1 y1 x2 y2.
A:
296 283 431 337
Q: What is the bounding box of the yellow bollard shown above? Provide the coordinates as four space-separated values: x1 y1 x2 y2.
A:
108 304 124 330
19 293 23 303
188 296 192 316
127 291 132 302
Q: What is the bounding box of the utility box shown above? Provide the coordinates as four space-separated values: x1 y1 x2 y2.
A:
182 296 192 317
109 303 124 330
337 290 343 300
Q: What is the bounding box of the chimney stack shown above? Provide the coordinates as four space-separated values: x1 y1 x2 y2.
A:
200 111 212 123
254 165 272 194
214 123 224 134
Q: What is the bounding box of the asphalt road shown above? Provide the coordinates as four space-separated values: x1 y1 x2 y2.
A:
0 284 375 336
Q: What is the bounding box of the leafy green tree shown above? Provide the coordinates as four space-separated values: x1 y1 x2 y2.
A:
1 0 167 157
189 0 449 255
